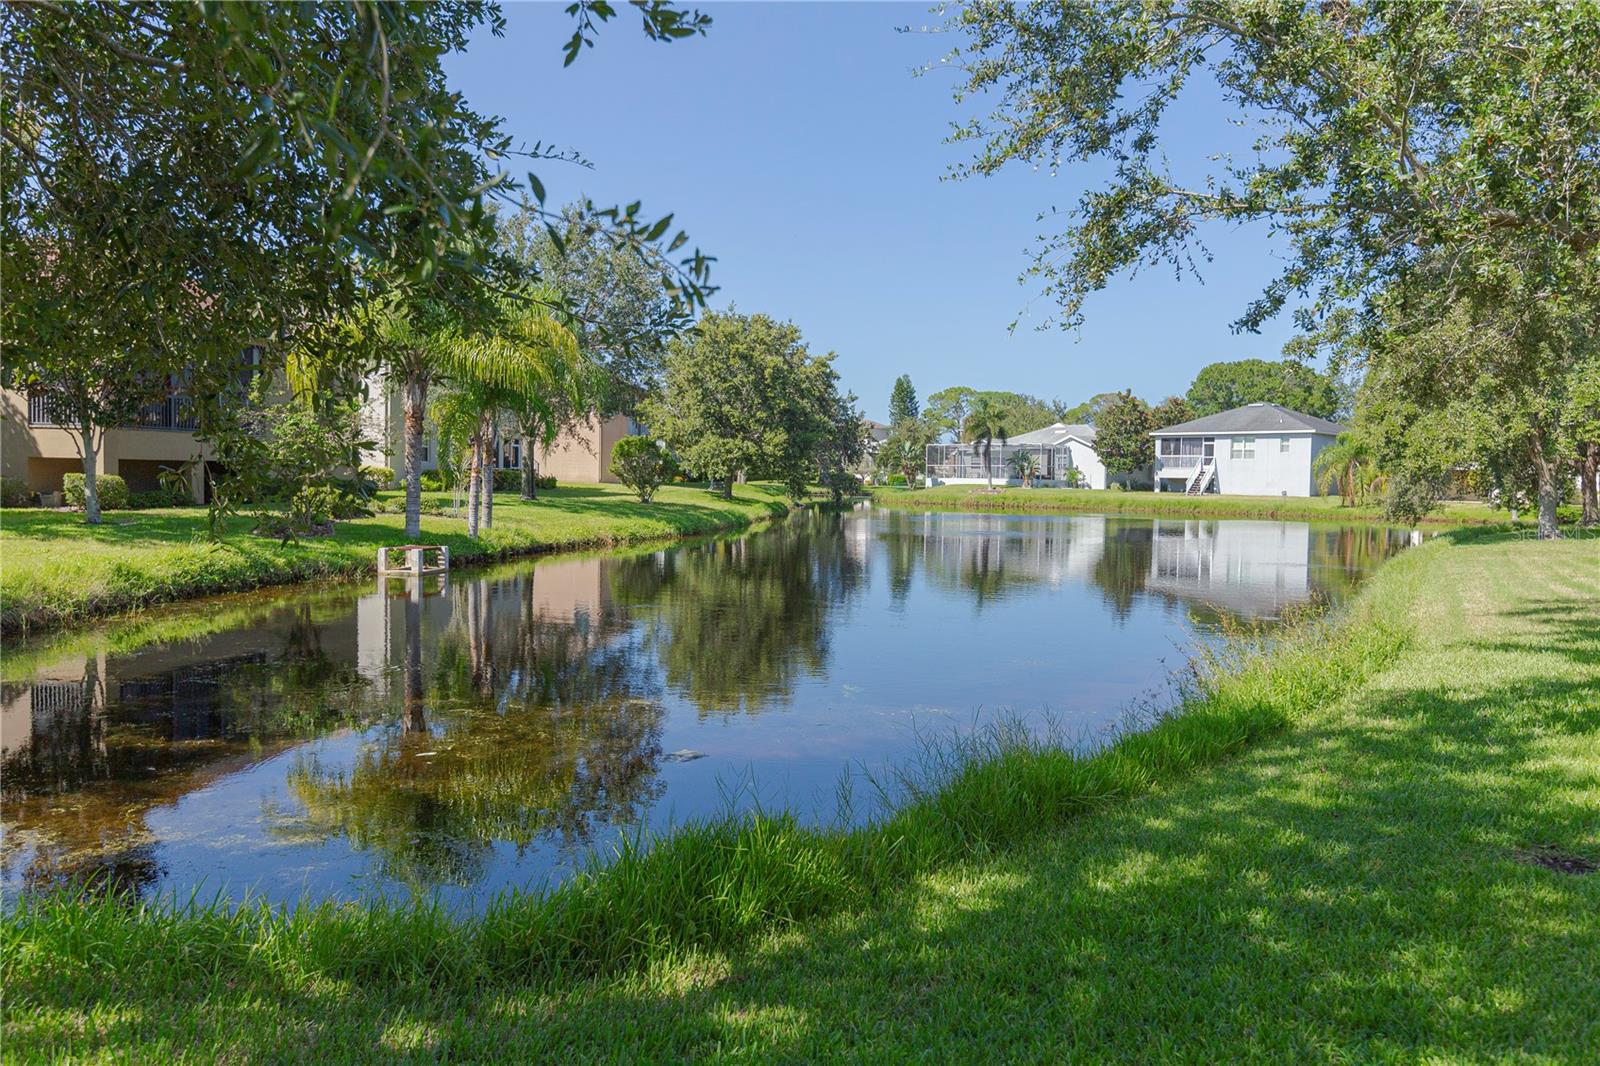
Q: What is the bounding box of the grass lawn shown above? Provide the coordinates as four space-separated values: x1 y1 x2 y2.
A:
0 483 793 636
871 483 1516 526
4 530 1595 1062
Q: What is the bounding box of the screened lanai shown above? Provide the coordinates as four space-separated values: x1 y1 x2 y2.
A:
925 442 1079 483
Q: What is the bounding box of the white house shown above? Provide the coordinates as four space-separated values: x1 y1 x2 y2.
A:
1152 403 1346 497
925 421 1149 490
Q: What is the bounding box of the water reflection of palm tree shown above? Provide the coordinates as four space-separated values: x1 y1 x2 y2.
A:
282 568 667 894
402 582 427 736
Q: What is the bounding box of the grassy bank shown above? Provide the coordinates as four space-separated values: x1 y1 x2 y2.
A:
0 483 793 636
871 483 1513 525
12 532 1592 1060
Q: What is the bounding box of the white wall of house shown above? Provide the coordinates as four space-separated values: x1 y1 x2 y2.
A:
1148 519 1314 619
1217 433 1315 496
1156 432 1334 496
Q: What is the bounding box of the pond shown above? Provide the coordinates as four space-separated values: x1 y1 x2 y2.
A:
0 508 1410 910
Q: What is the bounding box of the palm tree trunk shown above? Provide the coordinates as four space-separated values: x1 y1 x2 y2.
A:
481 425 494 531
402 372 427 541
466 431 481 538
521 435 537 500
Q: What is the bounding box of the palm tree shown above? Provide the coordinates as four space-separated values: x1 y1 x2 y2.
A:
1008 448 1040 488
964 396 1010 489
1314 433 1382 506
368 299 579 540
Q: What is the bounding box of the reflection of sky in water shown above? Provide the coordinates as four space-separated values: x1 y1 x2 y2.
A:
0 509 1408 911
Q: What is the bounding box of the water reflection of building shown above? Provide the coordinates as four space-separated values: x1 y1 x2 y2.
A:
1147 519 1315 620
2 552 665 902
916 512 1109 592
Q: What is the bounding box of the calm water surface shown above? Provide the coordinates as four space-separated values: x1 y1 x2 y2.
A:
1 508 1408 910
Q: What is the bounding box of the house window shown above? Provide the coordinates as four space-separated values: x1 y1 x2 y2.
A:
1279 437 1291 453
419 438 431 463
1230 437 1256 460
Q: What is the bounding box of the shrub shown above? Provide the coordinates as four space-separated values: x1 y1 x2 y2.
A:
1 476 34 508
493 468 521 493
127 489 189 510
62 473 129 511
1385 472 1447 526
360 465 395 490
536 475 557 490
887 473 907 487
377 496 450 516
609 437 677 502
420 470 446 492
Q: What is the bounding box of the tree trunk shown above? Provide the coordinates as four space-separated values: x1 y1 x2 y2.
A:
721 475 733 500
402 372 428 541
466 431 481 538
481 427 494 531
402 583 426 735
521 437 537 500
79 425 102 525
1532 445 1562 540
1581 442 1599 527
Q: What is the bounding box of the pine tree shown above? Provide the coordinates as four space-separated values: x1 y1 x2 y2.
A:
888 375 919 427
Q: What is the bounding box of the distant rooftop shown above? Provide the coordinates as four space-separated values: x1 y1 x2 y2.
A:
995 421 1098 447
1150 403 1346 437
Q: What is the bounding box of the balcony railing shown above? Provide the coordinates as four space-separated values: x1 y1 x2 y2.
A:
28 392 197 431
132 395 199 431
1157 454 1203 469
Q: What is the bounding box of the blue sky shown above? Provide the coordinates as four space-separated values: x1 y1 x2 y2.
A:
445 2 1307 421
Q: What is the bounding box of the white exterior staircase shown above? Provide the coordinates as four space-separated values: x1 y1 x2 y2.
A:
1186 457 1216 496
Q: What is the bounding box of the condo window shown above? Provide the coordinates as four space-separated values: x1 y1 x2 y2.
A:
1280 437 1291 453
1230 437 1255 460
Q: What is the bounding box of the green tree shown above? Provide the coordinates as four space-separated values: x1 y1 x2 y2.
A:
1054 391 1120 426
609 436 676 503
880 415 939 488
816 390 867 504
641 311 841 501
1184 360 1339 419
1007 449 1040 488
1 2 714 525
948 2 1600 537
888 375 920 427
363 300 578 539
1313 434 1382 507
1563 352 1600 527
1150 395 1197 431
1355 284 1584 533
500 200 693 420
1095 391 1154 479
928 387 1056 442
963 396 1010 489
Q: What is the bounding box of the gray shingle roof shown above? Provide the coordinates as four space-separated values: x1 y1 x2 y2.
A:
1149 403 1346 437
1000 421 1098 446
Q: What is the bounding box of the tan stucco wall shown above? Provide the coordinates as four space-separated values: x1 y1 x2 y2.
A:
2 389 212 500
531 413 637 484
357 372 439 479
